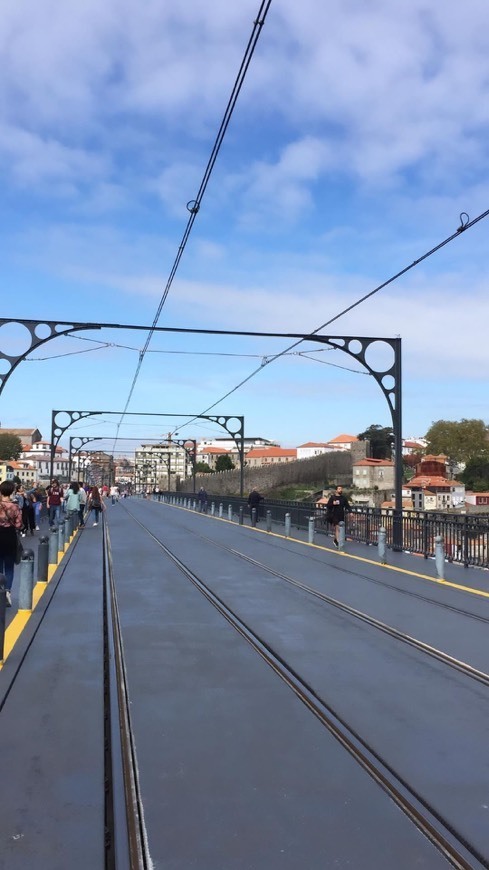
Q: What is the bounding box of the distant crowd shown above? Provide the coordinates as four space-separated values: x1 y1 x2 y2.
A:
0 480 125 608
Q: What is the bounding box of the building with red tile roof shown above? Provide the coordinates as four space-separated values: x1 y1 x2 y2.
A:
246 447 297 468
353 458 395 489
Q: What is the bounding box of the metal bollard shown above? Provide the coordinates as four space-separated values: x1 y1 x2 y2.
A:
266 510 272 533
239 506 244 525
37 536 49 582
0 576 6 663
435 535 445 579
19 550 35 611
285 513 291 538
218 503 223 518
211 502 215 516
228 505 233 521
251 508 257 528
49 527 59 565
58 521 65 555
378 526 387 564
308 516 315 544
193 500 197 511
338 521 346 551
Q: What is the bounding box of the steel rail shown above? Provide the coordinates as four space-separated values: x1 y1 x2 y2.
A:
103 521 151 869
194 532 489 689
159 497 489 623
124 504 488 870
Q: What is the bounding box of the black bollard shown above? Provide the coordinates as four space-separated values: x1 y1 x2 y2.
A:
58 521 65 555
38 536 49 582
19 550 35 611
49 527 59 566
239 506 244 525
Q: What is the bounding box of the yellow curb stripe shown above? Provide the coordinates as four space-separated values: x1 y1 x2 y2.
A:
165 502 489 601
0 533 77 667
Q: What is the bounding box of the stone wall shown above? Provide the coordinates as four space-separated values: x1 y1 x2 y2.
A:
178 449 358 496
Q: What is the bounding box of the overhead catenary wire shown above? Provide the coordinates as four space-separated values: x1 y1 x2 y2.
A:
28 336 367 374
171 207 489 435
112 0 273 453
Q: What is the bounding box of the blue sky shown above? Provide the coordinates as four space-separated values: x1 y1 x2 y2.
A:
1 0 488 454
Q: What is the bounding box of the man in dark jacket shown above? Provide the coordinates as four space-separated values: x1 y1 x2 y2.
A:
248 487 264 521
326 485 351 548
197 487 208 513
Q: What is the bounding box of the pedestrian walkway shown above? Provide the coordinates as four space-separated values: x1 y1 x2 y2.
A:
1 499 488 868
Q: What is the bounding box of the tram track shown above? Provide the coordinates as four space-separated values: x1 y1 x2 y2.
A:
103 521 152 870
120 504 489 870
193 531 489 689
156 500 489 624
129 501 489 685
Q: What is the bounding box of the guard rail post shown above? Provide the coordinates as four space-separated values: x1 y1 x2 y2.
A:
58 521 65 560
266 510 272 533
285 513 291 538
435 535 445 579
338 521 346 551
308 516 315 544
251 508 257 528
219 503 223 519
19 549 35 611
37 536 49 583
48 527 59 579
378 526 387 564
239 507 244 525
0 576 6 664
228 505 233 521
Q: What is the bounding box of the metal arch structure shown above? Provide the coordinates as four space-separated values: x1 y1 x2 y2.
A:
68 436 103 481
51 411 245 494
0 319 401 543
310 335 402 550
0 320 103 395
69 436 198 493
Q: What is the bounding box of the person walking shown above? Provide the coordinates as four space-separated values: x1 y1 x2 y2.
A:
32 483 45 529
0 480 23 607
64 482 81 524
197 487 208 513
23 487 37 536
12 485 28 537
87 486 104 526
110 484 120 505
247 487 264 522
47 479 63 528
78 484 87 528
326 485 351 548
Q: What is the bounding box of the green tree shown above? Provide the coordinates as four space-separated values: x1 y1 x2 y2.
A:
425 419 489 464
195 462 212 474
459 457 489 491
215 455 235 472
0 433 23 461
357 424 394 459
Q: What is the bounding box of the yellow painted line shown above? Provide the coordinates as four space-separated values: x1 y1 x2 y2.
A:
164 502 489 601
0 531 79 668
1 611 31 662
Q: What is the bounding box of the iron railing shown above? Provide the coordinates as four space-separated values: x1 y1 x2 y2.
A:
156 492 489 569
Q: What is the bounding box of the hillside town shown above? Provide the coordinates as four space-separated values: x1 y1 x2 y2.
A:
0 424 488 515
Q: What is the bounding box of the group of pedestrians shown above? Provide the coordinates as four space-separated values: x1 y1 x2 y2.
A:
47 479 106 528
0 477 111 610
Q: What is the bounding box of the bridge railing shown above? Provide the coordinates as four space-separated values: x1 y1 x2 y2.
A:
156 492 489 569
